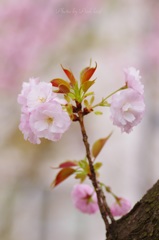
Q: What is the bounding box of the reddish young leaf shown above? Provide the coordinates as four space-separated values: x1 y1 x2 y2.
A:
80 62 97 83
51 160 78 169
80 67 89 82
92 132 112 159
51 78 68 87
61 65 76 86
59 161 78 168
51 78 70 93
50 168 75 188
57 85 70 93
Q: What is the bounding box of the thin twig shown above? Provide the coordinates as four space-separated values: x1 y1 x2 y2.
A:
77 109 115 233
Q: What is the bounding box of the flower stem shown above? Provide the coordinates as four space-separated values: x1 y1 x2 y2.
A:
103 85 127 101
77 108 115 233
92 85 127 109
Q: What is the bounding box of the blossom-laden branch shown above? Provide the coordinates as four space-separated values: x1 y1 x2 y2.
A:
17 62 145 239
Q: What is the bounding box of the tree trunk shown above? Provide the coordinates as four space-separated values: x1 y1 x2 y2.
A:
107 180 159 240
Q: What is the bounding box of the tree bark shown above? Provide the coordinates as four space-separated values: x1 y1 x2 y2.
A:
107 180 159 240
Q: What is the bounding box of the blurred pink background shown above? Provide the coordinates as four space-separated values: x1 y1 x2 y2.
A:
0 0 159 239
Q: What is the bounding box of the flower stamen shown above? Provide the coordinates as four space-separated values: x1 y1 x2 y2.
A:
47 117 54 125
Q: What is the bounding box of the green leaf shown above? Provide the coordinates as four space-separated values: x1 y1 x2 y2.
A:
50 168 75 188
75 172 87 182
81 80 95 93
73 82 83 103
84 92 94 98
68 92 75 100
64 94 71 103
92 132 112 159
78 159 87 170
94 162 103 170
93 162 102 179
94 111 103 115
84 99 89 108
75 159 91 182
90 95 95 105
78 159 90 174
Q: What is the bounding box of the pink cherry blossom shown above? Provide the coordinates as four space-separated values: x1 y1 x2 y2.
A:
110 198 131 217
124 67 144 95
110 89 145 133
19 111 41 144
18 78 71 143
71 184 99 214
29 102 71 142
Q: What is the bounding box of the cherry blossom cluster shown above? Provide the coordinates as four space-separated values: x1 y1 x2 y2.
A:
110 67 145 133
17 78 71 144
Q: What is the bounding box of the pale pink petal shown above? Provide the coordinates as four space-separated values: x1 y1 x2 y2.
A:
19 111 41 144
17 77 39 111
124 67 144 95
27 82 56 110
